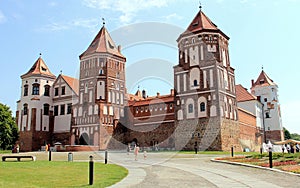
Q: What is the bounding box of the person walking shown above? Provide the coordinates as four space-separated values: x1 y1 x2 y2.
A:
134 144 140 161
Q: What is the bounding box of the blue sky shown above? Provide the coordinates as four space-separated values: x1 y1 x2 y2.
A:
0 0 300 133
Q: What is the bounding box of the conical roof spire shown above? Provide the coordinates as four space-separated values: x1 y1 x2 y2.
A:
178 9 229 40
21 56 56 79
251 70 276 88
80 21 125 59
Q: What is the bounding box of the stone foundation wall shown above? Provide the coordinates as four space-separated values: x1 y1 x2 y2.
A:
220 118 241 152
52 132 71 146
175 117 223 151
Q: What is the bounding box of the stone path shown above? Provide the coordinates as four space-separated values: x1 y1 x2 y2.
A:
103 152 300 188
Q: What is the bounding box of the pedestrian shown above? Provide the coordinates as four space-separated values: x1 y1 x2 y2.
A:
143 150 147 160
287 144 291 154
194 144 198 154
282 145 285 154
16 144 19 153
296 143 300 153
48 144 51 152
127 143 130 155
134 144 140 161
291 145 295 154
45 144 48 152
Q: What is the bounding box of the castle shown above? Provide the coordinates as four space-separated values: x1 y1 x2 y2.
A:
16 9 284 152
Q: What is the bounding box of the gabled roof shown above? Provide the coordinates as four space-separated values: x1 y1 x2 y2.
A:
252 70 276 88
236 84 257 102
80 26 125 59
21 57 56 79
178 10 229 40
54 74 79 96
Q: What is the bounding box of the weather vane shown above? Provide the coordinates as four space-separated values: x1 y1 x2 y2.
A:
199 1 202 10
262 65 264 70
102 18 105 26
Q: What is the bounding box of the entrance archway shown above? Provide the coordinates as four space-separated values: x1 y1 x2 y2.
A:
79 133 89 145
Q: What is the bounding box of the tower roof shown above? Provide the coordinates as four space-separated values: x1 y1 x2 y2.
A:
251 70 276 88
21 57 56 79
80 26 125 59
178 10 229 40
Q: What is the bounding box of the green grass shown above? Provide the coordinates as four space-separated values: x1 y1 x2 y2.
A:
0 161 128 188
0 150 12 154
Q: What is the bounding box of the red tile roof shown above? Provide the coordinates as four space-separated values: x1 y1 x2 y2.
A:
21 57 56 79
80 26 125 59
179 10 229 39
61 75 79 96
236 84 257 102
251 70 276 88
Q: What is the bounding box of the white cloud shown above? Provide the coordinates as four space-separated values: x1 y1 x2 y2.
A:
82 0 173 23
48 2 58 7
164 13 183 22
38 18 99 32
0 10 7 24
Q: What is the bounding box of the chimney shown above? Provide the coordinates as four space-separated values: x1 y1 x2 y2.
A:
142 90 146 99
170 89 174 96
118 45 121 52
156 92 160 97
251 79 254 87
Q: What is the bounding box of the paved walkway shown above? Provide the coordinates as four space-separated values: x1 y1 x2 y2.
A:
100 151 300 188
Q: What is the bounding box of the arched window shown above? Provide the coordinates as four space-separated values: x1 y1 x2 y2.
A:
44 85 50 96
194 80 198 86
188 104 194 113
24 85 28 96
23 104 28 115
200 102 205 112
32 84 40 95
43 103 50 115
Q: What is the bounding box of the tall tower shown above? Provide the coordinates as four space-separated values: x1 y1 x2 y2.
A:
16 56 56 151
174 9 240 151
71 23 126 150
251 70 284 142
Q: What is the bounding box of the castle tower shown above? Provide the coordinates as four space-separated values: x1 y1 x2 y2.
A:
251 70 284 142
71 24 126 150
174 9 240 151
16 56 56 151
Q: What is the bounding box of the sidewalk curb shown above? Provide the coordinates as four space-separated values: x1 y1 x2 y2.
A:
211 158 300 177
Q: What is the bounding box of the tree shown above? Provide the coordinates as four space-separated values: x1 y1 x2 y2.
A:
0 103 19 150
283 127 291 140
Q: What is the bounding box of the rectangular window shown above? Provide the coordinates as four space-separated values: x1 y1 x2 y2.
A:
61 86 66 95
55 88 59 96
67 103 72 114
32 84 39 95
60 104 65 115
54 105 58 116
44 85 50 96
24 85 28 96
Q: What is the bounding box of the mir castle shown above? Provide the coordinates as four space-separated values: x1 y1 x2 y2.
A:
16 9 284 152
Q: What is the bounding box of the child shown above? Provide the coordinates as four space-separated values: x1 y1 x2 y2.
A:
143 150 147 160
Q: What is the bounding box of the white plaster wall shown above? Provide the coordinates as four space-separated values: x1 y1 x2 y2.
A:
189 46 199 66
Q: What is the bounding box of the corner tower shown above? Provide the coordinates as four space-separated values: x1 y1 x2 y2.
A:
251 70 284 142
174 9 240 151
16 56 56 151
71 23 126 150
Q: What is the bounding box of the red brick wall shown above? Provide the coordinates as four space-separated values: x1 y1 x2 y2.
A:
238 108 261 151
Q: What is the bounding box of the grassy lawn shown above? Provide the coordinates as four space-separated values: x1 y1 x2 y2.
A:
215 152 300 174
0 161 128 187
0 150 12 154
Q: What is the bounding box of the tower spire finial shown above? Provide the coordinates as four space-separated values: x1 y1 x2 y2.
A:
262 65 264 71
199 1 202 11
39 53 42 57
102 18 105 26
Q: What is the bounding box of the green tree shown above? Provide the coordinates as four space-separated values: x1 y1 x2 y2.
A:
0 103 19 150
291 133 300 141
283 127 291 140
